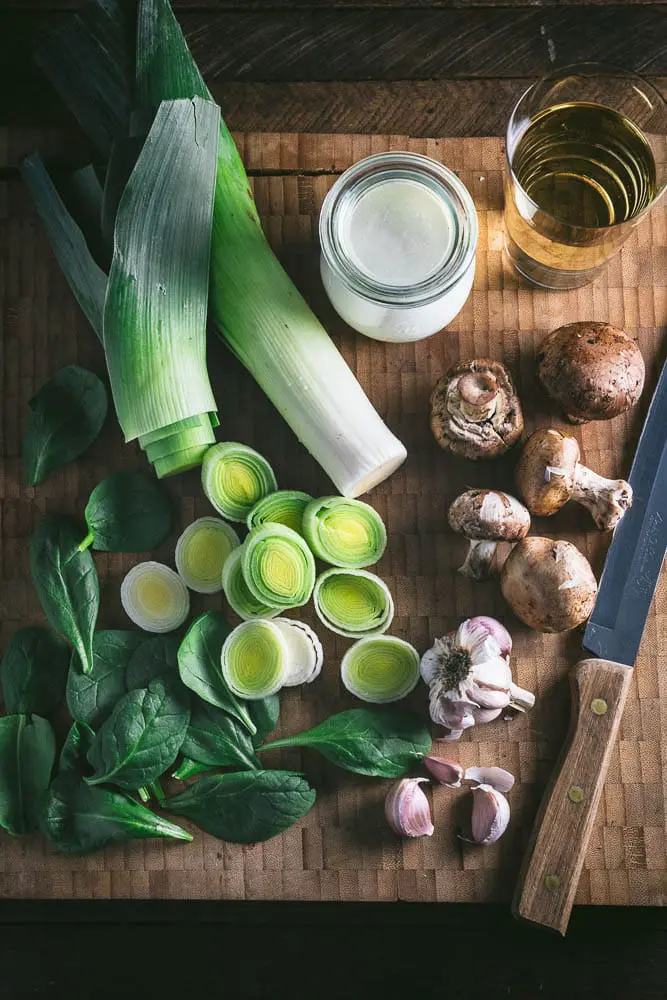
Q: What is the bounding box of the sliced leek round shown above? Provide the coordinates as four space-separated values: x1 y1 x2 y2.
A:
202 442 277 522
175 517 240 594
221 546 281 621
273 618 323 686
313 568 394 638
242 524 316 609
247 490 313 537
121 561 190 633
341 635 419 703
303 496 387 568
221 619 288 699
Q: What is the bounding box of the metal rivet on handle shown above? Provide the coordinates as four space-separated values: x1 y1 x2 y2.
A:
544 875 560 892
568 785 584 803
591 698 608 716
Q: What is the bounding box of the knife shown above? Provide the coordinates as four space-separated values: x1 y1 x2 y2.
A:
513 358 667 935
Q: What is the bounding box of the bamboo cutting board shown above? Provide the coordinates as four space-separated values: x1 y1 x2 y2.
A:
0 131 666 904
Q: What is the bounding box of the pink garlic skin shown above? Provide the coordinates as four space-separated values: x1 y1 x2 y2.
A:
470 784 510 844
385 778 434 838
423 756 464 787
460 616 512 658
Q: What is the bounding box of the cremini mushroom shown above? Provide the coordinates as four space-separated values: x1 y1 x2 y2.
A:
537 322 645 424
516 428 632 531
430 359 524 460
447 489 531 580
500 537 598 633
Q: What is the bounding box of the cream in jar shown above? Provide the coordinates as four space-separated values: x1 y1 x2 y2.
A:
319 152 477 343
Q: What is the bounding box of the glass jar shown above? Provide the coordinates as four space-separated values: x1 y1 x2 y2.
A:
319 152 478 344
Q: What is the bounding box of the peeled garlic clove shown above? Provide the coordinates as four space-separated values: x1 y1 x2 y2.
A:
470 784 510 844
385 778 434 838
465 766 515 793
423 756 463 787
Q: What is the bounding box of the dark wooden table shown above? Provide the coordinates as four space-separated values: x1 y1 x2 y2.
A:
2 1 667 997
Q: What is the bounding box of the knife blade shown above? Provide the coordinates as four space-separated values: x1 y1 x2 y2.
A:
513 358 667 934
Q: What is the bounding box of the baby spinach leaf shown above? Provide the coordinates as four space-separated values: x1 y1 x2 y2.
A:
0 715 56 835
22 365 108 486
177 612 255 733
86 677 190 790
258 708 432 778
166 770 316 844
66 630 143 729
125 634 180 690
172 757 211 780
0 626 69 716
41 772 192 854
82 470 173 552
181 703 260 771
30 515 99 675
59 721 96 776
249 695 280 746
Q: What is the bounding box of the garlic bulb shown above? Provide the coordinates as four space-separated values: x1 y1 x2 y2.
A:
420 616 535 740
385 778 434 838
470 784 510 845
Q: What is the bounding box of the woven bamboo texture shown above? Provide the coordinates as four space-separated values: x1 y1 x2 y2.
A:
0 131 665 903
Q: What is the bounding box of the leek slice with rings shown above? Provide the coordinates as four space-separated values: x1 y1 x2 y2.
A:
221 620 288 699
302 496 387 568
202 442 277 522
121 561 190 633
313 568 394 638
175 517 240 594
273 618 323 686
247 490 312 537
341 635 419 703
242 524 316 609
221 546 281 621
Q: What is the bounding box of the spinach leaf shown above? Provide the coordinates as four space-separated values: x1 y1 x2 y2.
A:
249 695 280 746
86 677 190 790
172 758 211 780
82 470 172 552
181 703 260 771
66 630 143 729
22 365 108 486
41 773 192 854
177 612 254 733
1 626 69 716
30 515 99 675
258 708 432 778
59 721 96 775
0 715 56 835
166 770 316 844
125 634 179 690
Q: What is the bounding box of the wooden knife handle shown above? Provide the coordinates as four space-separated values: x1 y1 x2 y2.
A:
512 658 633 935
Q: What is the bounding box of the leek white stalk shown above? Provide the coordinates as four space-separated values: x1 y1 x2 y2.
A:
247 490 313 537
242 525 316 609
341 636 420 703
175 517 240 594
121 561 190 633
221 620 288 699
221 547 281 621
273 619 323 686
202 442 278 522
313 568 394 638
303 496 387 568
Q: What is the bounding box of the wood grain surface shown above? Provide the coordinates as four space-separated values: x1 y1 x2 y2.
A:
1 130 665 903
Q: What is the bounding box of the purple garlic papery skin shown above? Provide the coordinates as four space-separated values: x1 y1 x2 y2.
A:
385 778 434 838
459 616 512 659
470 784 510 844
423 756 464 787
465 766 515 793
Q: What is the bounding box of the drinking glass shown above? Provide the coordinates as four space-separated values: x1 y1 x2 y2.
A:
504 63 667 289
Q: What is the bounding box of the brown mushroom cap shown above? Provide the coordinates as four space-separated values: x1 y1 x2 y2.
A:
516 428 580 516
448 490 531 541
500 537 597 633
430 359 524 461
537 322 645 423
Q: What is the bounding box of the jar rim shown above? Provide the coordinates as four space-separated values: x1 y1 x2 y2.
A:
319 151 478 307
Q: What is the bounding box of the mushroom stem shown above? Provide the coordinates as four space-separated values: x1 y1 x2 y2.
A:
459 539 500 581
571 464 633 531
457 372 499 422
509 682 536 712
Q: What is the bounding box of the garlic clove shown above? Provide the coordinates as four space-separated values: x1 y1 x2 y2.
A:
385 778 434 838
466 682 510 710
470 784 510 844
459 616 512 659
465 766 515 793
423 756 464 787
